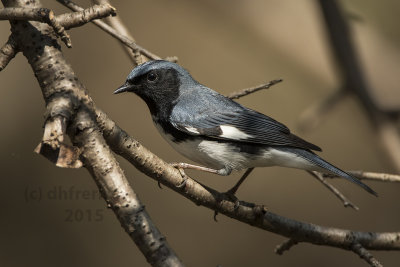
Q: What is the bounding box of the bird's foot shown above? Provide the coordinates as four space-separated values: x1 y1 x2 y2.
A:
223 189 241 210
213 190 240 222
170 163 189 188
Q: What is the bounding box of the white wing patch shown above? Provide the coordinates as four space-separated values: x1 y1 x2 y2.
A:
219 125 252 140
184 126 200 134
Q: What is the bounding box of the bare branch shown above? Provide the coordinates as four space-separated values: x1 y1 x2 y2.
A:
297 88 348 131
351 243 383 267
227 79 283 100
307 171 359 210
5 0 400 264
0 34 18 71
317 0 400 171
275 239 299 255
57 0 161 60
4 0 184 263
34 96 82 168
0 7 72 47
92 0 139 64
56 3 116 30
323 170 400 182
95 108 400 252
71 109 184 266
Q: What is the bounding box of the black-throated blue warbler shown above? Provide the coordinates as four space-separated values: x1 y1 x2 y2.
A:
114 60 376 196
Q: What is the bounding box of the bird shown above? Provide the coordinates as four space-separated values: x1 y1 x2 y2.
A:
114 60 377 197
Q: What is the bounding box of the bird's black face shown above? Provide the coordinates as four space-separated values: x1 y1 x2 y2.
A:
115 66 181 116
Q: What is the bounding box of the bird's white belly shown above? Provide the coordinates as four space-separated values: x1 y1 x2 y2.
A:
154 120 318 172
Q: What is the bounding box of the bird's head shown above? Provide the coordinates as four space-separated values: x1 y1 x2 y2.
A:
114 60 195 113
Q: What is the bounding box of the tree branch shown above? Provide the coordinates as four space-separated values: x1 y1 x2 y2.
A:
0 7 72 47
3 0 184 265
316 0 400 171
92 0 139 64
307 171 359 210
57 0 161 61
95 108 400 252
56 3 116 30
71 108 184 266
227 79 283 100
351 243 383 267
275 239 299 255
5 0 400 265
0 34 18 71
323 170 400 182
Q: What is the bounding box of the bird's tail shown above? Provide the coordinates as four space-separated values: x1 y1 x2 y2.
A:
280 147 377 196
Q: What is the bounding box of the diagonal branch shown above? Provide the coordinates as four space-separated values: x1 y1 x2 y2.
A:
0 34 18 71
307 171 359 210
351 243 383 267
4 0 184 264
227 79 283 99
56 3 116 30
71 108 184 266
57 0 161 60
92 0 139 65
95 108 400 252
275 239 299 255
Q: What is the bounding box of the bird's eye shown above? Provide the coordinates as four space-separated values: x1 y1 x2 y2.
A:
147 72 158 82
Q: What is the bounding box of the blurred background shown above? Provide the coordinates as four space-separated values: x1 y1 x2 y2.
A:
1 0 399 266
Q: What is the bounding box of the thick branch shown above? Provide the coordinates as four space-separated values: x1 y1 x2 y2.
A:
0 34 18 71
3 0 184 264
71 109 184 266
318 0 400 171
95 108 400 252
0 7 72 47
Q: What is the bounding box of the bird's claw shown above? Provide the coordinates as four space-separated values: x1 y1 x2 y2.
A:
171 163 189 189
213 190 241 222
176 176 188 188
223 190 240 210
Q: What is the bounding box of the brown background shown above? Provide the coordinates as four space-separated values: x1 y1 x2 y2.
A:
1 0 399 266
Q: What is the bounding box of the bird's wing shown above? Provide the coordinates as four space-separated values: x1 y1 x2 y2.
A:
169 89 321 151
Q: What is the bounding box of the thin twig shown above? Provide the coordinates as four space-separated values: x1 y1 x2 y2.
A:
351 243 383 267
275 239 299 255
297 88 348 131
0 34 18 71
323 170 400 182
92 0 139 65
227 79 283 100
307 171 359 210
57 0 161 60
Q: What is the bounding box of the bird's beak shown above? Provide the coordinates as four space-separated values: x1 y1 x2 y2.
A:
114 83 132 94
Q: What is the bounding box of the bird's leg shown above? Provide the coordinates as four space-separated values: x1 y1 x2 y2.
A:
214 168 255 221
170 162 226 174
170 162 232 189
224 168 254 209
